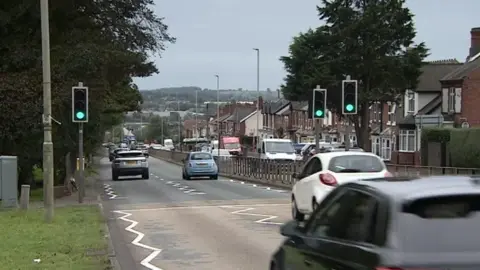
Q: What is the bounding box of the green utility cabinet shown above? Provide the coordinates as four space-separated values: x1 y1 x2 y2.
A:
0 156 18 208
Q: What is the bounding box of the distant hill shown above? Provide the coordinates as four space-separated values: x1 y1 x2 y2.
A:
140 86 281 111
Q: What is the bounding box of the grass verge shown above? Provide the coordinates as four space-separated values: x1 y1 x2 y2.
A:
0 206 110 270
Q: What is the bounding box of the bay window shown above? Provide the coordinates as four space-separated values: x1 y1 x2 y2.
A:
399 130 416 152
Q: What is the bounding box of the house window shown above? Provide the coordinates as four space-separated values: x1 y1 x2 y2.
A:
407 90 415 113
448 88 455 112
399 130 416 152
388 102 396 125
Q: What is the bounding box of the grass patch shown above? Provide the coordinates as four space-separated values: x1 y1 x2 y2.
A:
0 206 110 269
30 188 44 201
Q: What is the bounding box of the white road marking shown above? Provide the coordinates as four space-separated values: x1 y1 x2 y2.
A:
183 189 196 193
116 203 290 212
103 184 118 199
155 175 159 178
160 178 164 181
224 206 283 225
113 211 163 270
150 173 154 176
166 181 173 184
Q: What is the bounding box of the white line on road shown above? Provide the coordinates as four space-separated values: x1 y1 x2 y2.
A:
113 210 163 270
224 206 283 225
103 184 118 199
115 203 290 212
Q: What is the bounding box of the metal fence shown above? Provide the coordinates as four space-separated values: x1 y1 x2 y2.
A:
149 149 480 188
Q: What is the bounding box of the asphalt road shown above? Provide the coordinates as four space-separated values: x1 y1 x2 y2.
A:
101 155 291 270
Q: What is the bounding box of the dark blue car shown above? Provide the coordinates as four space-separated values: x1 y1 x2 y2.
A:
182 152 218 180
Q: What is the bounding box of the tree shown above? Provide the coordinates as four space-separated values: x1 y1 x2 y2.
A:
0 0 174 185
280 0 428 149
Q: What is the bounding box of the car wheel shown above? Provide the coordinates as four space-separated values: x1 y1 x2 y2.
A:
210 175 218 180
291 197 304 221
185 173 190 180
142 172 149 179
182 172 185 180
112 171 118 181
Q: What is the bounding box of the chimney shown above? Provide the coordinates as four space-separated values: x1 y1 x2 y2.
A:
469 27 480 59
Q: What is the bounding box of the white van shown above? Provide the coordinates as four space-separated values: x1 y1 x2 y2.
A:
257 138 296 161
164 139 174 150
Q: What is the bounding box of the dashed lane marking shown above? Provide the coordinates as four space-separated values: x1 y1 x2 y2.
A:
115 203 290 212
113 211 163 270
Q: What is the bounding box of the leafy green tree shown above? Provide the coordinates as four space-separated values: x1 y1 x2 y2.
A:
280 0 428 149
0 0 174 185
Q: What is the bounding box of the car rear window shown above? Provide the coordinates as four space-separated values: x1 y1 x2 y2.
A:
118 152 144 158
191 153 212 160
328 155 384 173
398 195 480 252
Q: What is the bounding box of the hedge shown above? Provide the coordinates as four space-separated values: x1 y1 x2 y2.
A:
449 128 480 168
421 128 480 168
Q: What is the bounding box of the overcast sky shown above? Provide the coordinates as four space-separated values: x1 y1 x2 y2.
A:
133 0 479 90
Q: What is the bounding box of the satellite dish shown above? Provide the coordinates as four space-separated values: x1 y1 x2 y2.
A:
461 122 470 128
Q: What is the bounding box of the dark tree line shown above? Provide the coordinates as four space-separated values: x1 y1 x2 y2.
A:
0 0 174 185
280 0 428 149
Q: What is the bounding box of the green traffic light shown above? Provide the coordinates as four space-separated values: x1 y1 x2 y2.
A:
345 104 354 112
76 111 85 119
315 110 323 117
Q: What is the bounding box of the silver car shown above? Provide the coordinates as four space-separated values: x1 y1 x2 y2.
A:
111 150 149 180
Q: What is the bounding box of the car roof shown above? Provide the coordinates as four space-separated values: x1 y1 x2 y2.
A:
347 176 480 202
314 151 378 158
189 151 212 155
118 150 143 154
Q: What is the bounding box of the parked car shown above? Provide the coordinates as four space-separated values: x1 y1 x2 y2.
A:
291 151 391 221
271 175 480 269
111 150 149 180
181 152 218 180
137 144 149 158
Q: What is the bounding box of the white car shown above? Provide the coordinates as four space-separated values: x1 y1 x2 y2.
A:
291 151 392 221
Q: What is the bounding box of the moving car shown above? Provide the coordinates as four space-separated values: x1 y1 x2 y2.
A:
291 151 391 221
182 152 218 180
111 150 149 180
109 147 129 161
137 144 149 158
271 175 480 269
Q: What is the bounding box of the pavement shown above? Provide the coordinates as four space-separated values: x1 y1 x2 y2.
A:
100 155 291 270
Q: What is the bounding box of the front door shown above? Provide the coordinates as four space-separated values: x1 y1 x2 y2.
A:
381 138 391 161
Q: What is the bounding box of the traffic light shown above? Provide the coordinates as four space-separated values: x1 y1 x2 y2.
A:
313 88 326 119
72 86 88 122
342 80 358 114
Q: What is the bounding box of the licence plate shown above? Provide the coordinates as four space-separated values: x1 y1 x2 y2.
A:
197 163 207 166
127 161 137 165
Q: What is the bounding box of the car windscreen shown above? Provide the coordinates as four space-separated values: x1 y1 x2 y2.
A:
328 155 384 173
398 195 480 252
265 142 295 153
190 153 212 160
117 152 144 158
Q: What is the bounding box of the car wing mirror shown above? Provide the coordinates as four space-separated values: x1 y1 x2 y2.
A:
280 220 302 237
292 172 298 179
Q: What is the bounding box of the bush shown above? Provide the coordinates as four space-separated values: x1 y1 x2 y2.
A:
449 128 480 168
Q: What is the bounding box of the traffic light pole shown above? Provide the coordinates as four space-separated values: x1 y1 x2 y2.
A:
77 82 85 203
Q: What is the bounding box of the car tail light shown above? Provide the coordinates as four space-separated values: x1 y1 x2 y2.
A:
384 171 393 177
319 173 337 186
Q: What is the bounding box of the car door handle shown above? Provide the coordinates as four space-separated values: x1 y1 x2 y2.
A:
304 259 313 266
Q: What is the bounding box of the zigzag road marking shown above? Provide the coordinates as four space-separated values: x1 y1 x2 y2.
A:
114 210 163 270
103 184 118 199
221 206 283 225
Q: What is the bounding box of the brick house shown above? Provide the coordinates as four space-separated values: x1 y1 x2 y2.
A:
440 27 480 127
390 27 480 165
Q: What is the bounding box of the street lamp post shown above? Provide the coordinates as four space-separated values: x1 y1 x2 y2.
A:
215 75 220 158
41 0 54 222
253 48 260 156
